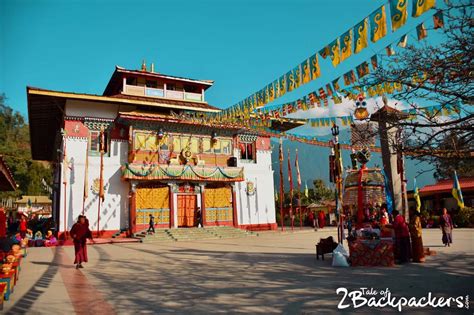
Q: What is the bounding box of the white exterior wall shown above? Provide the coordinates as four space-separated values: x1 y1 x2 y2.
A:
235 149 276 226
58 100 131 232
59 137 129 232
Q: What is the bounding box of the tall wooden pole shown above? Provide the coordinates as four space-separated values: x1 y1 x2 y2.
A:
279 138 284 231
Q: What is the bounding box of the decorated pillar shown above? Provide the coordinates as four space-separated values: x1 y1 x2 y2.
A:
129 181 137 235
168 182 177 228
199 183 207 227
231 183 238 228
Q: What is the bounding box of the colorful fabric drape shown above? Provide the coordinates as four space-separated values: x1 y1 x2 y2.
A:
412 0 436 17
329 38 341 67
295 149 301 187
370 5 387 43
99 127 105 203
381 169 393 214
354 18 369 54
390 0 408 31
287 149 294 203
340 29 353 62
414 178 421 212
83 135 89 208
452 171 465 209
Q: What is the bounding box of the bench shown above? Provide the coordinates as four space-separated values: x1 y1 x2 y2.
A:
315 236 338 260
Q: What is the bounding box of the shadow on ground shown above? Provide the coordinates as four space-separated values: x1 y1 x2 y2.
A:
83 243 473 315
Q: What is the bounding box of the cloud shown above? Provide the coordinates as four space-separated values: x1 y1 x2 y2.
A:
284 96 410 136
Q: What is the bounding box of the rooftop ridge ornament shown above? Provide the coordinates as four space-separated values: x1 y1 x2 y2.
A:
141 60 147 71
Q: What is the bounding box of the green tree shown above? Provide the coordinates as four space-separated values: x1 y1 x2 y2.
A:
0 94 52 198
312 179 334 202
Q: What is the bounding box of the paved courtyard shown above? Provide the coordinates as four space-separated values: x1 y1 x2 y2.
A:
3 228 473 314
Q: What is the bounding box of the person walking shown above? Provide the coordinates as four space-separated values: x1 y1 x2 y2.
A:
147 214 155 234
70 215 92 269
196 207 202 228
440 208 454 247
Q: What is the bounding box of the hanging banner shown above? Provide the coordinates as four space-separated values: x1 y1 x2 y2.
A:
279 75 287 97
221 1 437 122
329 38 341 67
386 44 396 56
398 34 408 47
416 23 428 40
344 70 357 86
286 70 295 92
390 0 408 32
332 77 341 91
309 53 321 80
370 55 378 70
433 11 444 29
340 29 353 62
354 18 369 54
356 62 370 79
412 0 436 17
301 59 311 84
293 66 302 90
370 5 387 43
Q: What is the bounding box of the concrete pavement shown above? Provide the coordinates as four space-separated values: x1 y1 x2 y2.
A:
3 228 473 314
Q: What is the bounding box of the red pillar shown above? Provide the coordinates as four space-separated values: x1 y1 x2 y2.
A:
232 184 238 228
169 186 174 228
201 185 207 227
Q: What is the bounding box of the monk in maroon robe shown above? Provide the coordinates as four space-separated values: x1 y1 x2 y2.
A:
70 215 92 269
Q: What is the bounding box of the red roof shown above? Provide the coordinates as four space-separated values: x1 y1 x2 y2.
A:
420 177 474 195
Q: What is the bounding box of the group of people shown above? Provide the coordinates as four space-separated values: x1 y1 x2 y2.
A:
358 206 454 264
307 210 326 229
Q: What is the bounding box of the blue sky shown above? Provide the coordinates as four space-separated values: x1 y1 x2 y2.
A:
1 0 443 187
0 0 438 116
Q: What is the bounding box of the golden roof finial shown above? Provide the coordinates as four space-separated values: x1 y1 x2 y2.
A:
141 59 147 71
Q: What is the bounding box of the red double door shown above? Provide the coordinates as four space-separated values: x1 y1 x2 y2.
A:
177 195 197 227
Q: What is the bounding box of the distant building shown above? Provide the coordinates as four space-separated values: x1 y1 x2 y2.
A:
15 195 52 216
408 177 474 213
27 64 300 237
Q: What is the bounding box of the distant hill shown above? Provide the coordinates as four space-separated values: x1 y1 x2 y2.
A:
270 138 435 191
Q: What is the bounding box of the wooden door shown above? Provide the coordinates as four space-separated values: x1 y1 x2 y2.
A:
177 195 197 227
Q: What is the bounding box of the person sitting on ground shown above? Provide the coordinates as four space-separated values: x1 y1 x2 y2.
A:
44 230 58 247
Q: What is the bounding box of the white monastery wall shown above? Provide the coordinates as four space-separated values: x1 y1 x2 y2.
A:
235 149 276 226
